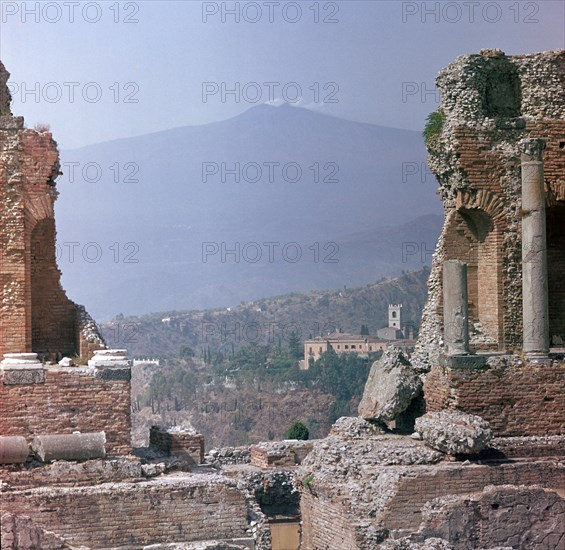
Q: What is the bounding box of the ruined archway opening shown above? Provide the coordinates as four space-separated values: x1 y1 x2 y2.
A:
444 209 504 349
30 218 77 359
547 204 565 347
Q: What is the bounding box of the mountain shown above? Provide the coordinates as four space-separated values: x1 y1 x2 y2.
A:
55 104 442 319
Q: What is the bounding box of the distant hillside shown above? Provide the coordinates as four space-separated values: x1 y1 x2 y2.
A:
101 268 431 357
56 104 441 319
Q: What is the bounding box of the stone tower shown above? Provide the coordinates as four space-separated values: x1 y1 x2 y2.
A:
388 304 402 329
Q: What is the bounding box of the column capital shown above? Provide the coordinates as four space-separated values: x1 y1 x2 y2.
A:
519 138 547 161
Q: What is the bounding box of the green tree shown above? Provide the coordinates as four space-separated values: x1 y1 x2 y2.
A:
360 324 369 335
179 344 195 358
288 331 302 359
286 420 309 440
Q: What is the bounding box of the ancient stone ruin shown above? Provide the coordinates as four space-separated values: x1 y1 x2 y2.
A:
0 61 104 362
1 50 565 549
299 49 565 549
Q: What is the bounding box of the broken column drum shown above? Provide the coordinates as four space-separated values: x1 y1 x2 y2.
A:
0 436 29 464
521 138 549 356
442 259 469 355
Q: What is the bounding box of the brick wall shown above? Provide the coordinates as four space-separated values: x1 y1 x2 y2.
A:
440 121 565 352
424 360 565 436
419 485 565 550
382 461 565 531
30 218 77 357
0 119 103 359
0 457 141 490
250 441 314 468
0 477 250 548
250 447 296 469
300 460 565 547
300 490 359 550
0 368 131 455
149 426 204 464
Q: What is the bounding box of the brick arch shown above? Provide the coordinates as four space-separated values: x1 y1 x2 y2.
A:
30 217 77 358
24 192 55 233
444 191 506 349
455 189 507 227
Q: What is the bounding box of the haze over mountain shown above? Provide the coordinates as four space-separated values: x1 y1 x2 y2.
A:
55 104 442 320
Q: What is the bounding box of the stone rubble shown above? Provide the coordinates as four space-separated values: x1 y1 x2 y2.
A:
330 416 386 439
415 411 493 455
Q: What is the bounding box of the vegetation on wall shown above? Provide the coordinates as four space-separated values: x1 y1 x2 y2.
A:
423 108 445 150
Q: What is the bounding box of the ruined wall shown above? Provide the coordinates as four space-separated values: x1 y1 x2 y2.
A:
0 60 104 358
380 461 565 531
150 426 205 464
299 432 565 548
1 477 250 548
0 368 131 455
424 355 565 436
1 513 71 550
414 50 565 369
300 490 359 550
419 485 565 549
0 457 141 490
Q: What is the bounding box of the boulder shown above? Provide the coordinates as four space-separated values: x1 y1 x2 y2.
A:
358 346 422 422
415 411 493 455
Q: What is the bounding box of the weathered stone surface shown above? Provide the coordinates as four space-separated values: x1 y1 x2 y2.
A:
2 367 45 385
142 543 252 550
1 353 45 385
94 365 131 381
0 513 74 550
250 440 314 468
415 411 493 455
358 346 422 422
150 426 204 464
0 60 11 115
1 475 252 549
204 446 250 467
330 416 386 439
32 432 106 462
58 357 74 367
379 538 453 549
419 485 565 550
0 457 142 489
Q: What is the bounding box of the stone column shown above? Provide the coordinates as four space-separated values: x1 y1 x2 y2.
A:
0 436 29 464
520 138 549 357
443 260 469 355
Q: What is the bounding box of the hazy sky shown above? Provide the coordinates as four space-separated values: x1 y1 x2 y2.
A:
1 1 564 148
